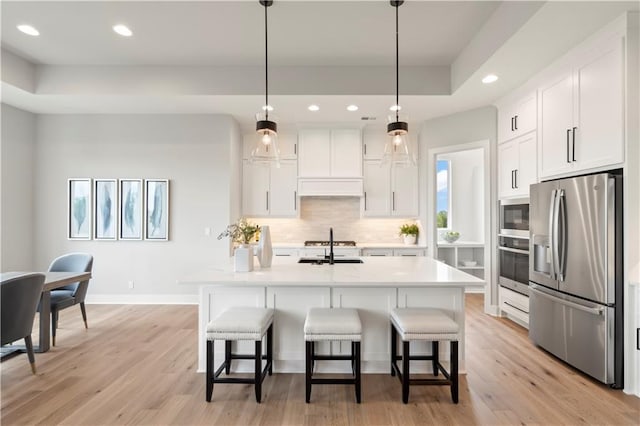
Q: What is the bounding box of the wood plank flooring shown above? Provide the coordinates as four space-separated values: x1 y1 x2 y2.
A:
1 295 638 425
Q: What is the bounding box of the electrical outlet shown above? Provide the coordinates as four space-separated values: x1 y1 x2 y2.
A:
128 281 134 289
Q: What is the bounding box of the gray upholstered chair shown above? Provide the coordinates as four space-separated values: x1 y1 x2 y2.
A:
44 253 93 346
1 273 46 374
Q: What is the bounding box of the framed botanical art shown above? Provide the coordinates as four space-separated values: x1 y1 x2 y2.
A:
119 179 143 240
144 179 169 241
68 178 92 240
94 179 117 240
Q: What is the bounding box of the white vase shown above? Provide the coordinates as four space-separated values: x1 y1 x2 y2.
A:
403 234 417 245
234 244 254 272
257 226 273 268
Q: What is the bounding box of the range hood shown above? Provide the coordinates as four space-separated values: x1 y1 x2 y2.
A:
297 178 363 197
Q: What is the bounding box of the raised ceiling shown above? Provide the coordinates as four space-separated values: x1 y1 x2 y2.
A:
1 1 638 130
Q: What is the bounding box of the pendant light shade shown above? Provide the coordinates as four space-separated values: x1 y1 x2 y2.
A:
382 0 416 167
251 0 280 166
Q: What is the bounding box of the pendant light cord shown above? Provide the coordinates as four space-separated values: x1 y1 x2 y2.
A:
264 2 269 121
395 2 399 123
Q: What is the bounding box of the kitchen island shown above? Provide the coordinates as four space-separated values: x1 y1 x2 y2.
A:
183 256 484 374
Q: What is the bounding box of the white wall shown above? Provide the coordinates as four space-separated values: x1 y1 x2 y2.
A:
1 104 36 270
419 106 498 310
32 114 240 301
438 148 484 242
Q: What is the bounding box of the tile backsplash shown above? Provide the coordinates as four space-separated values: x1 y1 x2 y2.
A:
247 197 420 243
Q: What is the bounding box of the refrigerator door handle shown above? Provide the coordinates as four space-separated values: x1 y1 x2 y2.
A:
557 189 567 282
530 285 605 316
548 189 557 280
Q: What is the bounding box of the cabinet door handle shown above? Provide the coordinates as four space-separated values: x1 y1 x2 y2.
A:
392 191 396 211
511 170 515 189
294 191 297 210
266 191 269 211
572 127 577 162
515 169 518 189
566 129 571 163
514 115 518 130
363 144 367 156
364 191 367 210
294 143 297 155
511 117 514 131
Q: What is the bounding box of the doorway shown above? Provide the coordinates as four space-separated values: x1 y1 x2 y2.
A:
426 140 494 314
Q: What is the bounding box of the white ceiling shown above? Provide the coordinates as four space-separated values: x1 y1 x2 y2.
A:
1 1 639 130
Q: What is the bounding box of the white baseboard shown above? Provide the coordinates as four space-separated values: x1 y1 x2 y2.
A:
85 294 198 305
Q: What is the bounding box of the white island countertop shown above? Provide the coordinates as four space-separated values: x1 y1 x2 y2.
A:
182 256 484 288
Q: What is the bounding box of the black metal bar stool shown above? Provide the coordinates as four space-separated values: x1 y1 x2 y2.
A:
304 307 362 403
205 307 274 403
390 307 459 404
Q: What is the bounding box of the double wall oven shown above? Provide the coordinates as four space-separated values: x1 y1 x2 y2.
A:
499 198 530 296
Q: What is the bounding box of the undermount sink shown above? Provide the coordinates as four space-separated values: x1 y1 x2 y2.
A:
298 257 364 264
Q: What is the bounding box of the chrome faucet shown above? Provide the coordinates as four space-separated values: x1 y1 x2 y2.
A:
329 228 334 265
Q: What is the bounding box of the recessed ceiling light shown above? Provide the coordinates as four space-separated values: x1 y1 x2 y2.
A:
262 105 274 112
347 105 359 112
390 105 402 112
482 74 499 84
17 25 39 36
308 104 320 112
113 24 133 37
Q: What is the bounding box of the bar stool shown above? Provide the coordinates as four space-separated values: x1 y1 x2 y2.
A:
304 308 362 403
205 307 274 403
390 307 460 404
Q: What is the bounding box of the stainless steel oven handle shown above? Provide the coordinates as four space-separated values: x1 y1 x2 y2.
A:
530 285 604 316
497 246 529 255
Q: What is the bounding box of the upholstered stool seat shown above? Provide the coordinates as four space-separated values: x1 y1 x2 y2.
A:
205 307 274 403
390 308 460 404
304 308 362 403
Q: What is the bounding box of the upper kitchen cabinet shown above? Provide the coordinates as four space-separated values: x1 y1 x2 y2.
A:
362 160 418 217
298 128 362 177
243 160 298 217
497 92 537 143
243 131 297 160
498 132 537 199
362 130 387 160
539 34 624 179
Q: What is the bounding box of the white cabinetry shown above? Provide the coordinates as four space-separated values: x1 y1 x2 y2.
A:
361 247 426 256
243 160 297 217
243 131 297 160
539 35 624 178
363 161 418 217
437 243 484 280
498 92 536 143
499 286 529 328
498 132 537 198
298 129 362 178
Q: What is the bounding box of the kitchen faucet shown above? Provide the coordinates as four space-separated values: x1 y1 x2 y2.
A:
329 228 334 265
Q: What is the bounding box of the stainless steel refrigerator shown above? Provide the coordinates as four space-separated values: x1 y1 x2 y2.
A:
529 172 623 388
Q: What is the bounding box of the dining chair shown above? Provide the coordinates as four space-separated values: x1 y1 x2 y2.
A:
1 273 46 374
44 253 94 346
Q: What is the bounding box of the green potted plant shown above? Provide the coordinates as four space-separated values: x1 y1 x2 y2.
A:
399 223 419 245
218 218 260 272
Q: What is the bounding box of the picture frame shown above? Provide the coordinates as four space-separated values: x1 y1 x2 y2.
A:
144 179 169 241
94 179 118 240
68 178 92 240
119 179 143 240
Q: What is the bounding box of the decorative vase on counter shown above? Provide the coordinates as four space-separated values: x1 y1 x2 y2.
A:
234 244 254 272
403 234 417 245
257 225 273 268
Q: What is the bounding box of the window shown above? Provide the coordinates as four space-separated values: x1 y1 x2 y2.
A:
436 159 451 229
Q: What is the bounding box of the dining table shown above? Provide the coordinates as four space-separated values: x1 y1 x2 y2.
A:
1 271 92 354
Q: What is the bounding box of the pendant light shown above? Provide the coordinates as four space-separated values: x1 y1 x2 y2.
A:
382 0 416 167
251 0 280 166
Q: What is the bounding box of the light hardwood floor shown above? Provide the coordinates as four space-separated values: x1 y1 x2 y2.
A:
1 295 638 425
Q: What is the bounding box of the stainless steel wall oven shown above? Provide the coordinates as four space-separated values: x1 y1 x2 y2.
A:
499 198 529 296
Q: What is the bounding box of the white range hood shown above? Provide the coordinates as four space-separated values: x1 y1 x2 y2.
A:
297 178 363 197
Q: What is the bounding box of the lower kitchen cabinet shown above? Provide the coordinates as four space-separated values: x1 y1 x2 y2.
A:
361 247 426 256
499 286 529 328
437 243 484 280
